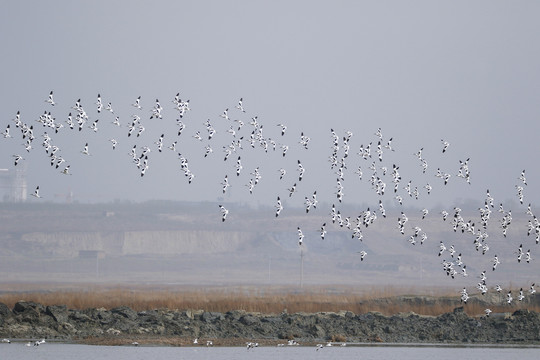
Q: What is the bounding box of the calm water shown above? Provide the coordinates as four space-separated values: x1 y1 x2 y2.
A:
0 343 538 360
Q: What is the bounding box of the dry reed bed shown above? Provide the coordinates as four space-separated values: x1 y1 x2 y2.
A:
1 286 538 316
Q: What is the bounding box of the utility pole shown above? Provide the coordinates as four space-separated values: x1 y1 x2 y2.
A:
300 248 304 289
268 255 271 283
96 254 99 279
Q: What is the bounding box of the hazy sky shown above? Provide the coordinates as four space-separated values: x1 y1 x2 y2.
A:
1 0 539 212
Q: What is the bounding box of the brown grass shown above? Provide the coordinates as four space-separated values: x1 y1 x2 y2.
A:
0 284 538 316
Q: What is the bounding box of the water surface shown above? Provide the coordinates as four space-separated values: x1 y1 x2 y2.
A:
0 343 538 360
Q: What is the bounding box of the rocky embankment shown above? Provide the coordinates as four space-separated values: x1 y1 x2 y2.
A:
1 301 539 345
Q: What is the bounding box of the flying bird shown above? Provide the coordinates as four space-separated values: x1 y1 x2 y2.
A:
60 165 71 175
30 186 42 198
221 175 230 194
319 223 327 240
12 154 24 166
235 98 245 113
297 227 304 246
96 94 103 113
81 142 91 155
441 139 450 153
45 91 55 106
275 197 283 217
358 251 367 261
277 123 287 136
218 205 229 222
132 96 142 109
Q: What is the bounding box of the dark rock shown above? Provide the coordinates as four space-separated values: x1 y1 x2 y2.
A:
0 302 11 317
69 310 93 323
46 305 68 323
0 303 11 327
201 311 224 323
0 303 539 344
12 301 44 315
239 314 259 326
261 316 282 324
12 301 44 323
111 306 137 321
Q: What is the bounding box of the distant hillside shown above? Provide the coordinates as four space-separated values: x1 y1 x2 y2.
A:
0 201 538 292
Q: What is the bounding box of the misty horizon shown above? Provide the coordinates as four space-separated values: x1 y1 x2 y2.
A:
0 2 538 296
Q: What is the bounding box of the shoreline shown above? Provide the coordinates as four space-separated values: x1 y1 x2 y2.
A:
3 338 540 348
1 301 539 346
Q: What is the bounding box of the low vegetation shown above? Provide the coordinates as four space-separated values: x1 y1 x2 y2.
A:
1 284 538 316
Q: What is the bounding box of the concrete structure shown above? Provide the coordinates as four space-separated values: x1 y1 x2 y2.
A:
0 167 27 202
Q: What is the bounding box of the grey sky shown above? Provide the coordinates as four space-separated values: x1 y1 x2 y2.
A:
1 0 539 211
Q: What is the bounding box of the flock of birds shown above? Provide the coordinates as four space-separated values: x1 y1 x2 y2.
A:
1 91 538 315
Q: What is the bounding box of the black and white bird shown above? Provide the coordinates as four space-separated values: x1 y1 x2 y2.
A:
60 165 71 175
220 108 230 121
441 139 450 153
132 96 142 109
281 144 289 157
221 175 230 194
235 98 245 113
236 156 243 176
438 241 446 256
96 93 103 113
297 160 305 181
30 186 41 198
297 227 304 246
288 183 297 197
218 205 229 222
12 154 24 166
89 119 99 132
155 134 164 152
519 169 527 186
46 90 55 106
319 223 327 240
518 288 525 301
507 291 513 304
275 197 283 217
492 255 500 271
2 125 12 138
81 142 91 156
105 102 114 113
277 123 287 136
246 179 255 194
304 196 313 213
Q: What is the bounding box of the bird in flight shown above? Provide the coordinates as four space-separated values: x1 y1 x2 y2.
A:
441 139 450 153
297 227 304 246
45 91 55 106
218 205 229 222
235 98 245 113
30 186 42 198
275 197 283 217
132 96 142 109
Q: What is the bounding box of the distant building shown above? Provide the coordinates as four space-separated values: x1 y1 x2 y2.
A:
0 168 27 202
